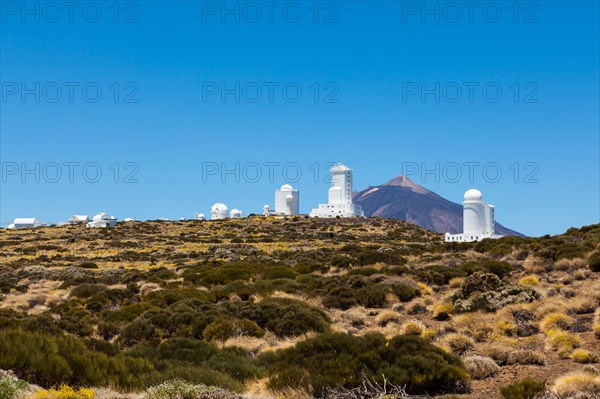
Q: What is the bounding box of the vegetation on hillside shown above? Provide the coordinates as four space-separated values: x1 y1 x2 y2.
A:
0 218 598 398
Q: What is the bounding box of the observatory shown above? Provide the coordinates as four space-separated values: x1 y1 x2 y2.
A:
445 189 503 242
67 215 90 224
195 213 206 221
211 203 228 220
87 213 117 228
275 184 299 215
309 164 364 218
230 209 243 218
9 218 42 229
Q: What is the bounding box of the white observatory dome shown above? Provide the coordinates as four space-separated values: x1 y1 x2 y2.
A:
464 189 483 201
285 194 294 202
280 184 293 191
195 213 206 220
211 203 228 213
331 163 351 173
230 209 243 218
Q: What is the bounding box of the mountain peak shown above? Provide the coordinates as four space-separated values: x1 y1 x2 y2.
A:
354 175 523 237
383 175 431 195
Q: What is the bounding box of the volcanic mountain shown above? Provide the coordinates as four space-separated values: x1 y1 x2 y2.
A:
353 176 523 237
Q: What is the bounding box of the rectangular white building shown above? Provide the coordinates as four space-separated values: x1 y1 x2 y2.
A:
310 164 364 218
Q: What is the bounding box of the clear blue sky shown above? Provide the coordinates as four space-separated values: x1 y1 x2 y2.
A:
1 0 598 236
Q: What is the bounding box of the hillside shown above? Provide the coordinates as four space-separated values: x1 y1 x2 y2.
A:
354 176 523 237
0 218 599 399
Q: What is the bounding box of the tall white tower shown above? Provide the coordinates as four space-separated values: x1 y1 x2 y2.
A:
310 163 364 218
445 189 502 242
275 184 300 215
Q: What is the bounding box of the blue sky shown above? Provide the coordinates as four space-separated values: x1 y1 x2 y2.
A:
0 0 598 236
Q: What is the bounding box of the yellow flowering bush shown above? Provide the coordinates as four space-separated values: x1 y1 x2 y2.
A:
35 386 94 399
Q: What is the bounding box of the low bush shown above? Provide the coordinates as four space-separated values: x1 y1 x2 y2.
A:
545 329 581 357
0 374 29 399
552 371 600 398
586 251 600 272
0 329 152 389
506 350 545 365
571 349 600 364
264 333 468 397
443 333 474 356
451 272 540 313
463 355 499 379
143 379 243 399
539 312 574 333
459 259 512 278
400 320 425 336
34 386 94 399
518 275 539 286
500 378 545 399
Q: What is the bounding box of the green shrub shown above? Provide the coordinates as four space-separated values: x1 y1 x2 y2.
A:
0 329 152 389
587 251 600 272
451 272 539 313
0 374 29 399
239 298 329 337
500 378 545 399
411 265 467 285
459 259 512 278
264 333 467 397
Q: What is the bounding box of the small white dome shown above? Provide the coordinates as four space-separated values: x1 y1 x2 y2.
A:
285 194 294 202
464 189 483 201
331 163 351 173
230 209 243 218
263 204 270 209
280 184 293 191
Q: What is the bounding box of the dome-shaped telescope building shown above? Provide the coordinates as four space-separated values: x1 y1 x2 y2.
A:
211 203 229 220
445 189 503 242
229 209 243 218
275 184 299 215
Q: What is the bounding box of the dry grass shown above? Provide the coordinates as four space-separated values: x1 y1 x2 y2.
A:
571 349 600 364
539 312 574 333
552 370 600 398
400 320 426 336
442 333 474 356
463 355 500 380
519 275 540 286
545 329 581 358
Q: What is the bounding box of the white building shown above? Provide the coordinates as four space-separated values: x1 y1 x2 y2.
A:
445 189 503 242
195 213 206 221
310 164 364 218
9 218 42 229
87 212 118 228
211 203 228 220
275 184 299 215
230 209 243 218
67 215 90 224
